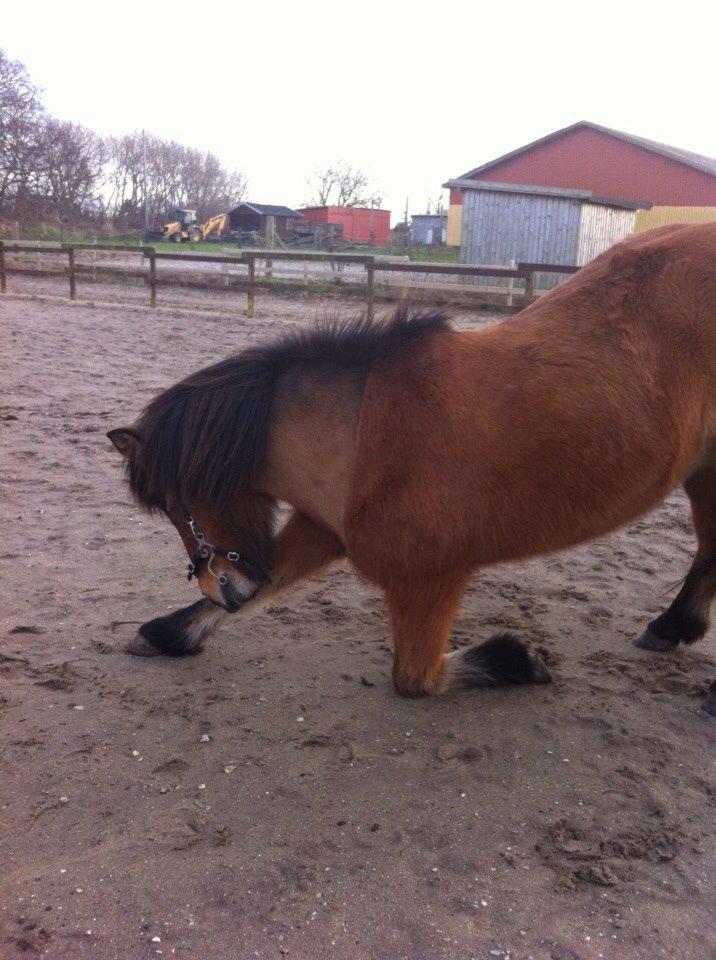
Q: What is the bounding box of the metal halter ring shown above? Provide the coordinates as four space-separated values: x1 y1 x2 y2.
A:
181 505 256 585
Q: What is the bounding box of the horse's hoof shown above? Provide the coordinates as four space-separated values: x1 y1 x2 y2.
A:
126 632 162 657
632 630 677 652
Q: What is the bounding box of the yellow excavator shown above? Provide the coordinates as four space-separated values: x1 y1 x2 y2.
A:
162 209 201 242
199 212 228 240
162 209 228 242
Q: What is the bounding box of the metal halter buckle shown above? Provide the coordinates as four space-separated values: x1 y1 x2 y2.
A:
182 507 249 585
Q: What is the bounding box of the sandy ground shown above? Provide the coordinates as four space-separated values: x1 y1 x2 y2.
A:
1 277 714 960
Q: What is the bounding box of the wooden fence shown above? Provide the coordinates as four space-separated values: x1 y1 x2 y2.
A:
0 241 580 319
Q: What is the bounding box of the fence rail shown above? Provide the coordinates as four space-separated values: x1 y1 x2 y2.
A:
0 240 581 318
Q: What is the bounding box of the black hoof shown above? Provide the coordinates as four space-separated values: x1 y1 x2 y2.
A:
126 632 162 657
129 600 209 657
632 629 678 652
457 634 553 687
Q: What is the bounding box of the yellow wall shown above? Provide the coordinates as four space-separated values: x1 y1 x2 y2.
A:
446 203 462 246
635 205 716 233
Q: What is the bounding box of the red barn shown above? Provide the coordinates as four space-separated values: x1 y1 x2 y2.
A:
299 206 391 246
445 121 716 244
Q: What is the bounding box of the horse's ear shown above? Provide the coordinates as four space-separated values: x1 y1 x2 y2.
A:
107 427 140 459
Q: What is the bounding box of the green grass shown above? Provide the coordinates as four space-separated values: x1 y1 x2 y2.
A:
406 246 459 263
332 243 459 263
13 232 460 262
145 241 460 261
153 241 242 254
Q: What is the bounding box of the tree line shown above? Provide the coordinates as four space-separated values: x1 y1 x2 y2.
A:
0 49 247 232
0 48 386 237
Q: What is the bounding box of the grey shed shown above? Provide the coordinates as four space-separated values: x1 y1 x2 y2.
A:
444 178 651 286
410 214 448 245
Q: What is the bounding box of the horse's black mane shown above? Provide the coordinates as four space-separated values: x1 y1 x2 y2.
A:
126 308 450 512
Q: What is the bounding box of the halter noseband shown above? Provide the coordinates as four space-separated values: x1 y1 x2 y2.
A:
182 508 260 586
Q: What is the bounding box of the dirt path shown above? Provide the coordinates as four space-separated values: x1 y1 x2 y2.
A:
1 282 714 960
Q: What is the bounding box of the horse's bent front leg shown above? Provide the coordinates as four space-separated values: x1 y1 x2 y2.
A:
127 511 345 657
127 599 228 657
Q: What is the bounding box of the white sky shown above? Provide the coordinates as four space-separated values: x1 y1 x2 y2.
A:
3 1 713 222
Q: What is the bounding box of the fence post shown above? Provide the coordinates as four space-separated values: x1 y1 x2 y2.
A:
148 248 157 307
524 270 535 301
506 259 516 308
366 260 375 322
67 246 76 300
246 256 256 318
0 241 6 294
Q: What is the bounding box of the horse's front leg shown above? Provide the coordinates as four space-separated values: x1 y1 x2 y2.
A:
385 570 552 698
127 511 345 657
127 598 228 657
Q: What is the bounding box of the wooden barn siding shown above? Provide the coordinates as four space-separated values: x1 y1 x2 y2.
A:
576 205 636 265
460 189 581 266
460 189 638 288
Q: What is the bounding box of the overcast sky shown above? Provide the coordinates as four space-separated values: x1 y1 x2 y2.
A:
3 1 712 221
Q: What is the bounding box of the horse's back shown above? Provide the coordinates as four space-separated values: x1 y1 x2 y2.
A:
348 222 716 574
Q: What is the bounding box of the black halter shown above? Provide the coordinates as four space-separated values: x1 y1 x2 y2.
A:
182 507 261 586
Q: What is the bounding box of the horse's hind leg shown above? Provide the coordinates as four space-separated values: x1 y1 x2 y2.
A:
635 463 716 651
128 511 345 657
386 571 551 697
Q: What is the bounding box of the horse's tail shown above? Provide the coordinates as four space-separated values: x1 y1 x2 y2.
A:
443 634 551 691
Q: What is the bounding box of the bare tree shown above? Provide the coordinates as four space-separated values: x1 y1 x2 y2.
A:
424 195 446 216
35 119 107 224
307 166 339 206
106 132 247 228
0 49 45 219
307 161 382 207
0 48 249 232
105 133 144 226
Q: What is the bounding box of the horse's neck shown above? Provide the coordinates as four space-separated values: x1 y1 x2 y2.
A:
256 365 366 539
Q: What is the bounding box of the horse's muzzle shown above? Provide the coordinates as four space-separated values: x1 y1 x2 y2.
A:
219 573 254 613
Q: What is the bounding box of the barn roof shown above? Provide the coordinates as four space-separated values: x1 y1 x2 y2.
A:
443 178 651 211
452 121 716 181
230 203 302 218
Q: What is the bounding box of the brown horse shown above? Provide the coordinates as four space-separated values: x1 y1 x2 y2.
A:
108 222 716 702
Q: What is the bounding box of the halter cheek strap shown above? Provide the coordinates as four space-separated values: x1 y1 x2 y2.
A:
183 509 261 586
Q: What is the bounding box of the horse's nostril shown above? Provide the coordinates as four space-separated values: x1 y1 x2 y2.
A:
219 575 241 613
